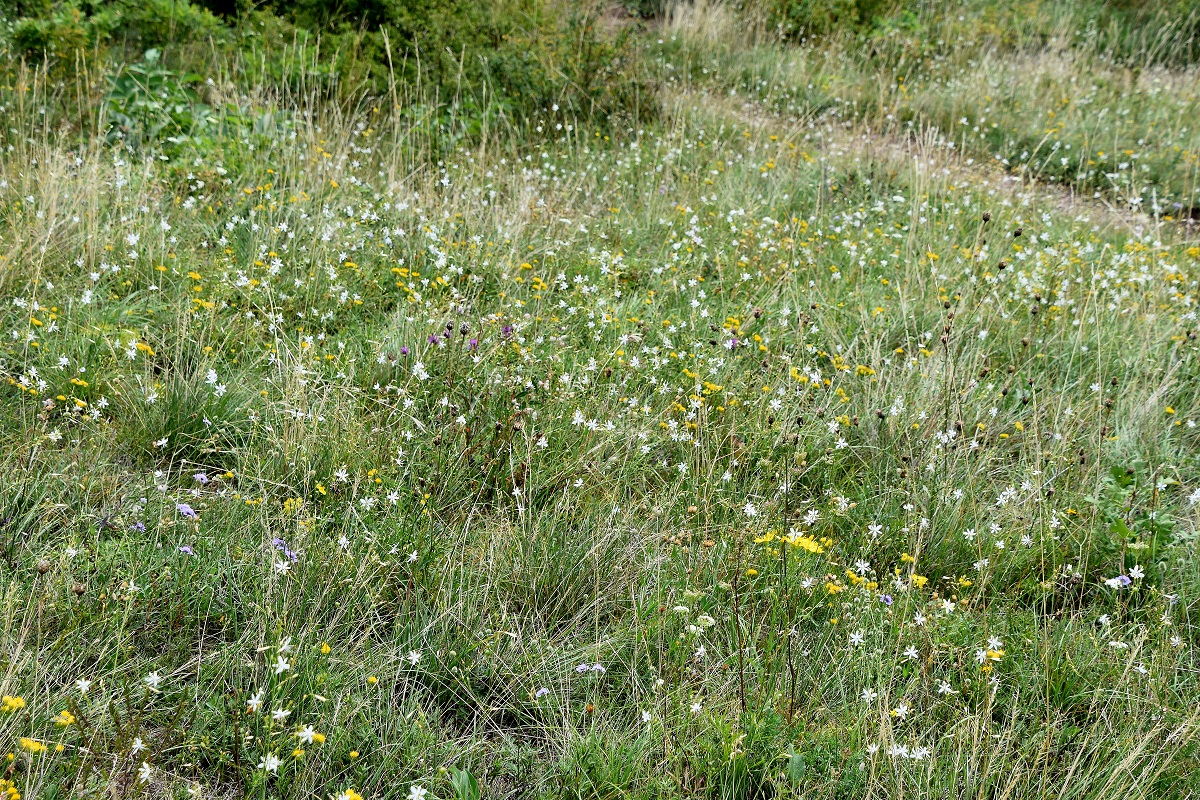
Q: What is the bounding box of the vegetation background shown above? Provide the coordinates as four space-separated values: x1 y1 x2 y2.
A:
0 0 1198 797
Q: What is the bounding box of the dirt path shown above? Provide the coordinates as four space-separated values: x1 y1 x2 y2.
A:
678 87 1190 241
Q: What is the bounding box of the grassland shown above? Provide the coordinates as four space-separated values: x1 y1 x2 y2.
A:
1 1 1199 798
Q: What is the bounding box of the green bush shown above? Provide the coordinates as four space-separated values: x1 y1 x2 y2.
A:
245 1 656 130
11 0 223 68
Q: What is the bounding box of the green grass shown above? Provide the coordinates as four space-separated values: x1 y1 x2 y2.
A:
1 1 1199 798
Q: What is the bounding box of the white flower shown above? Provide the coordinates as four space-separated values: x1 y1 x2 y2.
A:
1129 564 1144 580
247 689 264 713
274 655 290 675
743 501 758 517
144 672 162 690
412 362 429 381
849 632 864 646
408 786 428 800
690 701 703 715
271 708 291 722
76 678 92 694
297 725 317 744
258 753 281 773
138 762 152 784
861 688 877 703
131 737 146 754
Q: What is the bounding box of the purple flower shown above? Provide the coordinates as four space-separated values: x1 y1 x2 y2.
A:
502 325 513 338
881 594 893 606
130 521 146 532
575 663 590 674
591 663 605 673
179 545 194 555
272 537 299 562
468 338 478 350
1117 575 1132 587
428 333 439 344
400 346 409 356
535 687 550 698
176 503 197 519
192 473 208 484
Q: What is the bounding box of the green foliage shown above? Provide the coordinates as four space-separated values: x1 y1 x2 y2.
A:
11 2 119 63
103 48 217 147
10 0 223 67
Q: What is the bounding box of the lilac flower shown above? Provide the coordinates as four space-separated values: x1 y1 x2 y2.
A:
192 473 208 484
468 338 478 350
575 663 590 673
881 594 894 606
179 545 194 555
502 325 513 338
176 503 197 519
130 521 146 532
535 687 550 698
272 537 299 562
400 346 409 356
428 333 439 344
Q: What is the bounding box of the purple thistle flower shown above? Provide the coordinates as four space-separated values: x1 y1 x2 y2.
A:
502 325 513 338
400 346 409 356
468 338 478 350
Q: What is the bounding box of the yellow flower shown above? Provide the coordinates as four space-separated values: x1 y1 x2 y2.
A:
320 642 331 654
785 532 824 553
18 738 46 754
0 697 25 713
53 709 76 726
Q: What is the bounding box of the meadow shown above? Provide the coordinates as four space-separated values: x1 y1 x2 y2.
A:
1 0 1199 797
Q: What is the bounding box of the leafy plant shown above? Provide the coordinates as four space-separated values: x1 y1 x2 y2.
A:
104 48 215 148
